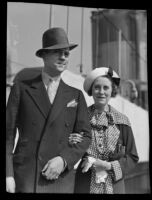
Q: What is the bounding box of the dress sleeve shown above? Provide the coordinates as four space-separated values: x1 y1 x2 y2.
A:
110 124 139 182
110 160 123 181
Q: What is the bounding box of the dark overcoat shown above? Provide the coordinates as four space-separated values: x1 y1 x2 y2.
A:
6 72 91 193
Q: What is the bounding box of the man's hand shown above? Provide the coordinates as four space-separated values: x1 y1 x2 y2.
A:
41 156 64 180
6 177 16 193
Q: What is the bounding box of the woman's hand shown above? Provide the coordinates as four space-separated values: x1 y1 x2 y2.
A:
81 157 90 173
93 159 112 171
81 157 96 173
69 132 84 144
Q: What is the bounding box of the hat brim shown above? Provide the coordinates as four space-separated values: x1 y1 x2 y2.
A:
36 43 78 57
83 67 120 96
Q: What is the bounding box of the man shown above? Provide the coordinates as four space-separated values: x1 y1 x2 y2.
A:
6 27 91 193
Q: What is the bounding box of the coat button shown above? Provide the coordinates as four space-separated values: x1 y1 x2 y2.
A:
65 122 70 127
59 140 62 144
38 156 42 161
32 121 36 125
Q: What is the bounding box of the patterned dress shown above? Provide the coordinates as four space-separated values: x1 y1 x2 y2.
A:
86 104 131 194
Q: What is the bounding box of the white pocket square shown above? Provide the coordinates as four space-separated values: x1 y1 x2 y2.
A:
67 99 78 107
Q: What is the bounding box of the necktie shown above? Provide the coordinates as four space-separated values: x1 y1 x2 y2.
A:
47 79 56 104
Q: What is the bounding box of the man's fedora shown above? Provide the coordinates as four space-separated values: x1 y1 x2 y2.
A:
36 27 78 57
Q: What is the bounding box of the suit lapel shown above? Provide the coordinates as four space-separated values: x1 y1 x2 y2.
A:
26 75 51 119
46 79 70 125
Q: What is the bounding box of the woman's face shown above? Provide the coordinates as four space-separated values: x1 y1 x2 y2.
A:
92 76 112 107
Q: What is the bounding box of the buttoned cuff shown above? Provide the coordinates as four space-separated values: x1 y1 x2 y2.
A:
110 160 123 182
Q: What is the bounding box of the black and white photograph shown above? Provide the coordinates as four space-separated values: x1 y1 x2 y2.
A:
6 2 149 194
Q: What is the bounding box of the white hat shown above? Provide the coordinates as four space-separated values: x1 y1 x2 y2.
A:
83 67 120 96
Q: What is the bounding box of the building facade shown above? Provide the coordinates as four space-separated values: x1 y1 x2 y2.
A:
91 9 147 110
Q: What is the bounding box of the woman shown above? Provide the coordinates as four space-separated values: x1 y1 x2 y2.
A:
69 67 139 194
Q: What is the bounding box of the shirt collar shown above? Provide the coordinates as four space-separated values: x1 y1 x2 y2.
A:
41 70 61 86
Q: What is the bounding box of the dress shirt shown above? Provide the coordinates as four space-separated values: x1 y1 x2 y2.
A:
42 71 61 104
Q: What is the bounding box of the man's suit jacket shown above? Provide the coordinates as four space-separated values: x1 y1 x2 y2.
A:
6 70 91 193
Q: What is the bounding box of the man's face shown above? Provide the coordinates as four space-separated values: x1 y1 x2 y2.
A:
43 48 70 76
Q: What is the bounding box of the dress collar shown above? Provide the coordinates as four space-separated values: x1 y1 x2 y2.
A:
93 104 109 115
89 104 131 127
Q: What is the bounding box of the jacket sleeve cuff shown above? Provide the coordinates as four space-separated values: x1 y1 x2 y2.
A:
60 157 67 172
